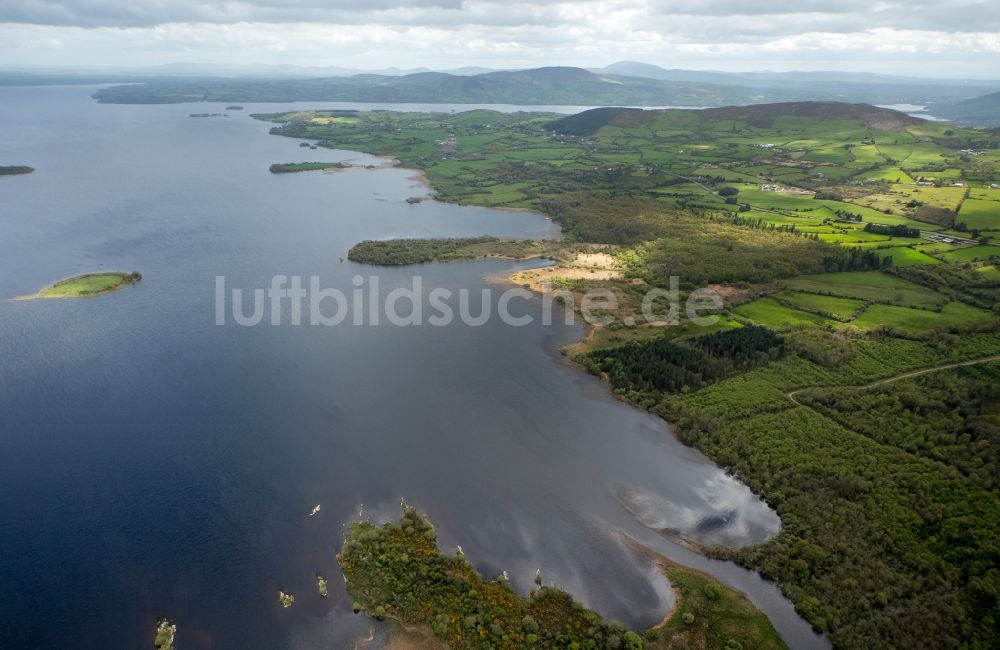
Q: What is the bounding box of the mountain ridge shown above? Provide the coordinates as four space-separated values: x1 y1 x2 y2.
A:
936 90 1000 127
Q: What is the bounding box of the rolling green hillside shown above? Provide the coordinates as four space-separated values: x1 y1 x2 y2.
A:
937 90 1000 127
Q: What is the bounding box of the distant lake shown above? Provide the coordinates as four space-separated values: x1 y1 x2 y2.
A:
877 103 949 121
0 86 824 649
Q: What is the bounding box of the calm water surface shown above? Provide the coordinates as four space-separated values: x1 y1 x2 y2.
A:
0 86 825 649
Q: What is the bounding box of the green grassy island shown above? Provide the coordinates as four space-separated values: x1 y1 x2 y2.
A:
270 102 1000 649
268 161 345 173
17 272 142 300
153 618 176 649
0 165 34 176
339 505 784 650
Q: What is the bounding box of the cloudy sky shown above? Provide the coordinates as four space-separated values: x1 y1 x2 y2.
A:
1 0 998 77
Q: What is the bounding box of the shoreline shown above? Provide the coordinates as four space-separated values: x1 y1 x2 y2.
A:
276 133 825 646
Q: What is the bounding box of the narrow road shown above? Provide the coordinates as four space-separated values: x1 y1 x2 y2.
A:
785 354 1000 406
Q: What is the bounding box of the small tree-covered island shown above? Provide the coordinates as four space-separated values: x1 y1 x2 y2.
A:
0 165 34 175
15 272 142 301
263 102 1000 649
268 161 345 173
340 505 786 650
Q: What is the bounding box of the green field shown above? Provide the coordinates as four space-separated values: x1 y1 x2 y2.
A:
782 271 946 307
850 301 996 334
938 245 1000 262
871 246 941 267
733 297 835 328
978 264 1000 280
969 188 1000 201
956 198 1000 231
775 290 866 319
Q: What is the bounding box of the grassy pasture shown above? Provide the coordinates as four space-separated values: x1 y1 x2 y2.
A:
857 167 914 183
977 264 1000 280
956 198 1000 231
775 290 866 320
818 231 892 244
969 188 1000 201
871 246 942 267
851 301 996 334
733 297 835 328
782 271 946 308
937 245 1000 262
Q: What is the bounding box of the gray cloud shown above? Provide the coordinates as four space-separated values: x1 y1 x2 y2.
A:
2 0 999 34
0 0 466 27
0 0 997 76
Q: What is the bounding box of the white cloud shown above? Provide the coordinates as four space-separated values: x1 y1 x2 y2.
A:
0 1 997 77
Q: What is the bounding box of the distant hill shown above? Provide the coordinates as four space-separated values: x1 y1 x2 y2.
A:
547 101 920 136
92 64 1000 108
92 66 802 106
93 66 810 106
702 101 921 130
936 90 1000 127
594 62 1000 105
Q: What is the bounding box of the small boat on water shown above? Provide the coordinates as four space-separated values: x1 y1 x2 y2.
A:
309 504 321 516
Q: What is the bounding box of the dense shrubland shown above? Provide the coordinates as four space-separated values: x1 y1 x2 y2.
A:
339 505 646 650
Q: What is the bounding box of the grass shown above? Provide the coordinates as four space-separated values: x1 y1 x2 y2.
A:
567 318 742 355
956 198 1000 231
969 188 1000 201
871 246 942 267
856 167 914 183
775 290 866 320
977 264 1000 280
733 297 835 329
782 271 946 308
850 301 996 334
937 245 1000 263
21 272 142 300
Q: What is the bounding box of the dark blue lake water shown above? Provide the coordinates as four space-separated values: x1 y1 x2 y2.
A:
0 86 824 649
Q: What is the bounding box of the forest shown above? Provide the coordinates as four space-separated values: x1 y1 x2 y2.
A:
579 325 785 406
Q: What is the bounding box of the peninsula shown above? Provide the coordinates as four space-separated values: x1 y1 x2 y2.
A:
269 161 345 173
339 505 785 650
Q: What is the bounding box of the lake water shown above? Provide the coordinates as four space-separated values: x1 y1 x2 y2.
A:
0 86 825 649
